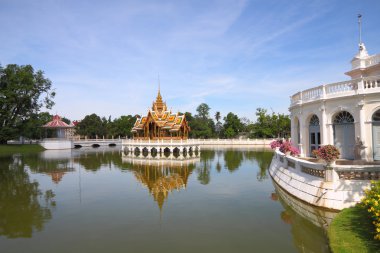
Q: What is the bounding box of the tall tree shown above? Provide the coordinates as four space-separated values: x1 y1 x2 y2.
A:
188 103 216 138
222 112 243 138
108 115 136 138
215 111 222 137
20 112 53 140
196 103 211 120
250 108 290 138
76 114 106 138
0 64 55 143
215 111 221 122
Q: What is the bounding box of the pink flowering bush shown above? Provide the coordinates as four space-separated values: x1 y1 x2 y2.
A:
270 139 283 149
313 145 340 163
270 139 300 156
288 145 300 156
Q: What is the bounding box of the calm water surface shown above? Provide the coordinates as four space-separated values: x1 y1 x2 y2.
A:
0 147 332 253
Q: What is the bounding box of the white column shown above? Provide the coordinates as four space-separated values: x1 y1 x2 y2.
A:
358 102 367 159
320 105 328 145
298 116 305 157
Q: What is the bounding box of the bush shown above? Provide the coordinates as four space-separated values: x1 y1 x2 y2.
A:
313 145 340 163
361 180 380 240
269 139 299 156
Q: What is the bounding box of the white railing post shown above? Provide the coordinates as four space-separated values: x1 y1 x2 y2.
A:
322 85 326 99
357 78 365 93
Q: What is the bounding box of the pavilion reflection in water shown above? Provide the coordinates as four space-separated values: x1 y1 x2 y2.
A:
122 155 199 210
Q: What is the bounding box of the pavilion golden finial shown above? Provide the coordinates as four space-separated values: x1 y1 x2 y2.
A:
156 73 162 102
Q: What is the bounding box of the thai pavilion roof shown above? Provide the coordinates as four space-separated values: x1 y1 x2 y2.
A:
131 90 189 133
42 115 73 128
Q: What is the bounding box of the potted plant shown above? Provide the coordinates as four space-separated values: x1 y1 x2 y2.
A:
313 145 340 166
270 139 283 150
270 139 300 156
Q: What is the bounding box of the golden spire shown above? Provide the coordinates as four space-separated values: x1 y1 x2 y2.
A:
156 88 163 103
156 74 163 103
152 76 167 113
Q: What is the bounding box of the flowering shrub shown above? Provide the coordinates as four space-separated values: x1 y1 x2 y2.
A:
270 139 283 149
270 139 299 156
361 181 380 240
313 145 340 163
288 145 300 156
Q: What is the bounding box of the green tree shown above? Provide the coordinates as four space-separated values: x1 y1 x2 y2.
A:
196 103 211 120
0 64 55 143
76 113 106 138
61 117 71 125
215 111 221 122
250 108 290 138
222 112 243 138
185 103 216 139
108 115 136 138
215 111 222 137
20 112 53 140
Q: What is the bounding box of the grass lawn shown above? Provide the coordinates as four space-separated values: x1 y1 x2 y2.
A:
328 205 380 253
0 144 45 155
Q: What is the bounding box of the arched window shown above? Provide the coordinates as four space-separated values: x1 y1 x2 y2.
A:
309 115 320 126
333 111 354 124
372 109 380 121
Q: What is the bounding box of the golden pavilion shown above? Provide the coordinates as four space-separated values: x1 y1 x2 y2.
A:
131 89 190 140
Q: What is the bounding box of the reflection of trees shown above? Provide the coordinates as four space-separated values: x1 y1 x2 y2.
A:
75 150 122 171
223 150 243 172
121 162 195 210
196 150 215 184
244 150 273 181
215 150 223 173
0 156 55 238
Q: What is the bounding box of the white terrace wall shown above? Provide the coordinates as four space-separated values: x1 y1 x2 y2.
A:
269 149 378 210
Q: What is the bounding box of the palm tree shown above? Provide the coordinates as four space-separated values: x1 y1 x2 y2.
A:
215 111 221 123
215 111 222 137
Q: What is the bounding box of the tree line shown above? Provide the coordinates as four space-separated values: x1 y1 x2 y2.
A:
0 63 290 143
184 103 290 139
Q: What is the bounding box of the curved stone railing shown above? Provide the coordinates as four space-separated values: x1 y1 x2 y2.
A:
269 149 379 210
290 75 380 106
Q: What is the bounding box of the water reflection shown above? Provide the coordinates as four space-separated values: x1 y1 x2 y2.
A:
271 182 338 252
73 148 122 171
27 151 75 184
121 155 198 210
196 150 214 184
0 147 336 253
0 156 55 238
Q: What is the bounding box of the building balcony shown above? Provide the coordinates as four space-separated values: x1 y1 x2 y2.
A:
290 75 380 107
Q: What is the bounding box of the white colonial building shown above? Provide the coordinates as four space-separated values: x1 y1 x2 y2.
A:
289 42 380 161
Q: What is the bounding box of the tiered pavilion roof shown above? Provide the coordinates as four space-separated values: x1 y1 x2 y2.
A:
131 89 190 140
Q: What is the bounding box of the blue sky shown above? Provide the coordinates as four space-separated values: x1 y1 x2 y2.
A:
1 0 380 121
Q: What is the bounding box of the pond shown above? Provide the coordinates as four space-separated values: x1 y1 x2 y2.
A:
0 147 333 253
